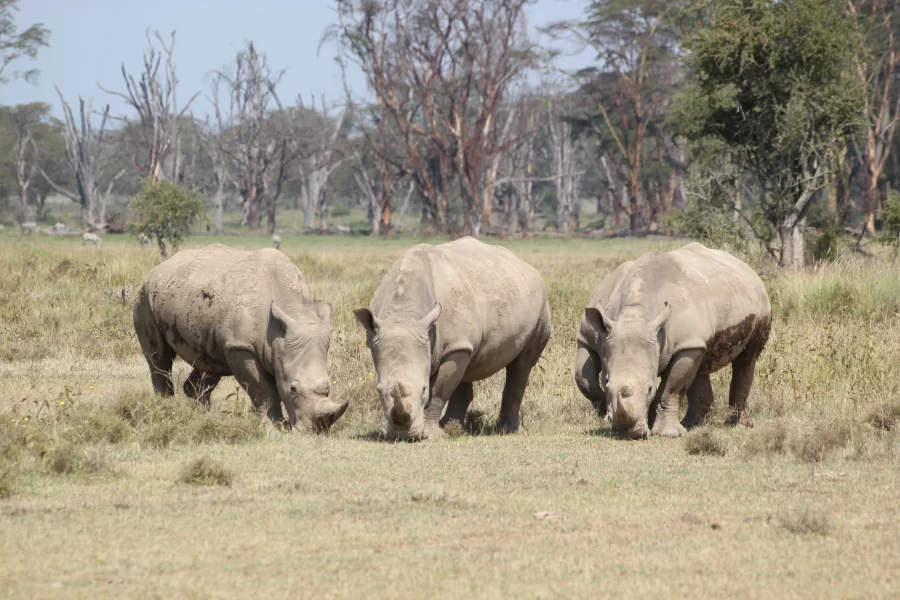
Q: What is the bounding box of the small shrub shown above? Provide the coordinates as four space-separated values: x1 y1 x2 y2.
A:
331 204 351 218
790 422 854 463
0 457 18 499
442 420 465 438
743 422 788 457
867 399 900 432
80 447 111 474
45 442 80 475
179 457 233 487
811 229 843 263
880 190 900 250
129 179 206 259
779 507 830 536
191 413 266 445
141 421 182 449
684 429 729 456
68 409 131 445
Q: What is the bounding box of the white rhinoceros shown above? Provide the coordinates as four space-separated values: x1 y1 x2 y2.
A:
133 244 347 432
575 242 771 439
355 237 551 440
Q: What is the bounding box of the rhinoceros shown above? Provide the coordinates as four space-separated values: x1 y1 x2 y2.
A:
354 237 551 440
133 244 347 432
575 242 771 439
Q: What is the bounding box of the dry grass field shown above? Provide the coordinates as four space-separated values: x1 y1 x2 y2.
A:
1 232 899 599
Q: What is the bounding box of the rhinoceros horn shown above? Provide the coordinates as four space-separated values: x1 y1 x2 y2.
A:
314 398 349 432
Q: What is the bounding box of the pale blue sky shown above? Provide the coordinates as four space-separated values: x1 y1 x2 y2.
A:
4 0 592 119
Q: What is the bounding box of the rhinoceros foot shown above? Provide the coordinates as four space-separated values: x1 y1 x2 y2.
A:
651 420 687 438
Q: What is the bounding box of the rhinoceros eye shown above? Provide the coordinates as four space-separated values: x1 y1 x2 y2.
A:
289 383 298 394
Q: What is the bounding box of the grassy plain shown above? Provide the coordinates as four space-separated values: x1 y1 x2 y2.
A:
1 232 899 599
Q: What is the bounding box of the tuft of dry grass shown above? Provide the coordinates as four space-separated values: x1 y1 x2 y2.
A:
867 398 900 432
684 428 730 456
0 456 17 499
779 507 831 536
741 421 788 457
179 456 233 487
789 421 855 464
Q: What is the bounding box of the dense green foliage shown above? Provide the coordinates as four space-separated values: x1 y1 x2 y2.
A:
129 180 205 258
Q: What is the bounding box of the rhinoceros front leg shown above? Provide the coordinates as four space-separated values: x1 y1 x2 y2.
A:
423 350 471 440
440 382 473 429
224 344 286 426
681 373 714 430
183 369 222 408
651 349 703 438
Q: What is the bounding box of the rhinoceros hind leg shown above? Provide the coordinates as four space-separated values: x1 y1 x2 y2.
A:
682 373 714 430
441 382 474 428
652 349 703 438
496 356 536 434
225 346 286 426
134 308 176 396
183 369 222 408
725 348 758 427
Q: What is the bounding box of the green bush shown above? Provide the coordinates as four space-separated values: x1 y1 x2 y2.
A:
881 190 900 250
129 180 206 259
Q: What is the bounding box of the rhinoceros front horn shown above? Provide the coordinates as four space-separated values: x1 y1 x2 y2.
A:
314 398 349 432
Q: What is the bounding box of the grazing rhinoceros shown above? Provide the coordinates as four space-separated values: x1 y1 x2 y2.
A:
575 242 771 439
354 237 551 441
133 244 347 432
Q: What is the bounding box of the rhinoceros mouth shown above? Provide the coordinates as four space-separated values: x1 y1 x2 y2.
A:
609 421 651 440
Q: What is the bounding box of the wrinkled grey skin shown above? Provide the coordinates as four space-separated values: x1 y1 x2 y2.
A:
575 242 771 439
133 244 347 432
355 237 551 441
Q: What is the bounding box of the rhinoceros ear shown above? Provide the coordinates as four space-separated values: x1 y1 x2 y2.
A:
649 302 671 333
354 308 379 337
315 302 333 323
417 303 442 330
585 305 615 336
270 302 296 333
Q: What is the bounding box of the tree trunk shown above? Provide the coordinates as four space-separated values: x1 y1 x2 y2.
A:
246 187 260 230
779 216 806 270
215 192 224 234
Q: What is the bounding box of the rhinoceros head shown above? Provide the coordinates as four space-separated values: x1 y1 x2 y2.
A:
354 304 442 441
584 302 670 439
270 302 348 433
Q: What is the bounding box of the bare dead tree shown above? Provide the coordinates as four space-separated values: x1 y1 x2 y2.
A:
548 1 679 235
293 95 346 232
848 0 900 233
332 0 536 237
212 42 283 230
546 95 585 233
8 104 41 220
40 87 124 230
99 30 198 183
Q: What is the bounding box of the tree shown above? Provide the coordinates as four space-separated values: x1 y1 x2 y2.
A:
548 0 683 234
847 0 900 234
292 96 347 232
0 0 49 85
129 179 205 259
674 0 863 269
41 87 125 230
332 0 537 236
7 102 46 220
100 30 199 183
212 42 283 230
